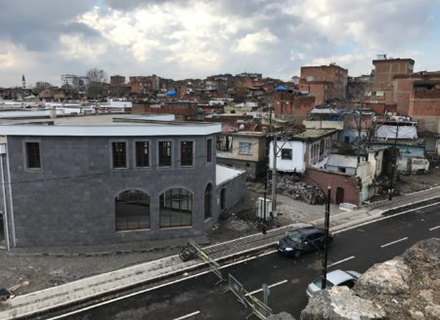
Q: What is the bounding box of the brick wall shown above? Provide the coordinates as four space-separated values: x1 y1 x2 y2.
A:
272 92 315 120
302 167 360 205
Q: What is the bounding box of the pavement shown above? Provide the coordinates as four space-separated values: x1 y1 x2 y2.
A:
0 186 439 320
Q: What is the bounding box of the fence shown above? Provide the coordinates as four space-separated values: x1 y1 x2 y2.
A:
187 239 225 285
225 273 272 320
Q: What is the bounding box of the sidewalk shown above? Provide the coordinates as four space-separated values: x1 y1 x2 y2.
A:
1 187 439 320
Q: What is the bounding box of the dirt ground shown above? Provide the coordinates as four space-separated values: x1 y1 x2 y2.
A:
396 167 440 194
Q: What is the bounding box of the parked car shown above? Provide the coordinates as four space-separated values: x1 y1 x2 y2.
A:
306 269 361 297
276 226 333 258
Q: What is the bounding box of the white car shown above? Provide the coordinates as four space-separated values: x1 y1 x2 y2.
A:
306 269 361 298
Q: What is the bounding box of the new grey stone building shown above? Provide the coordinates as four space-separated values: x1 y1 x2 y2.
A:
0 118 245 249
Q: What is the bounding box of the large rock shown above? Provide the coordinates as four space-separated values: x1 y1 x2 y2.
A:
403 238 440 266
301 286 386 320
354 257 411 295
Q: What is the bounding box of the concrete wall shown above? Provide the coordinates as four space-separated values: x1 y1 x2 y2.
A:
4 134 219 247
217 172 246 213
270 140 306 173
303 168 360 206
216 158 266 181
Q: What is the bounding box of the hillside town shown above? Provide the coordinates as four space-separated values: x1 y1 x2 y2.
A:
1 55 440 320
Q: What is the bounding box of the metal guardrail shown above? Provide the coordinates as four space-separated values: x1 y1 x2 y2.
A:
187 239 225 285
224 273 272 320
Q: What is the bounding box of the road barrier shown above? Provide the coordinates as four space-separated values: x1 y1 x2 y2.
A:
187 239 225 285
224 273 272 319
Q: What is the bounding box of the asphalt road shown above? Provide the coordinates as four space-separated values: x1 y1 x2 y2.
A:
61 203 440 320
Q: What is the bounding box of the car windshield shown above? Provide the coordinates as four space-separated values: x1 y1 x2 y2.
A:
313 278 333 289
288 231 302 242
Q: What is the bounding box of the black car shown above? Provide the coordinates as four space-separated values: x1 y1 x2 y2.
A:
276 226 333 257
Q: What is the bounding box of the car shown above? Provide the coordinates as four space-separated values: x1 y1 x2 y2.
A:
276 226 333 258
306 269 361 297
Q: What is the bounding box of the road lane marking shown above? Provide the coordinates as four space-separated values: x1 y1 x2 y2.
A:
328 256 355 268
381 237 408 248
245 279 288 296
429 225 440 231
172 311 200 320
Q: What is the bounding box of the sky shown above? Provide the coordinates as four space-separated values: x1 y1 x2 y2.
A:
1 0 440 87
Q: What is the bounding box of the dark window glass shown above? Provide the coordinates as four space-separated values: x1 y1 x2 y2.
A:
204 183 213 219
160 188 192 228
281 148 292 160
135 141 149 167
26 142 41 169
112 142 127 168
220 188 226 210
206 139 212 163
159 141 172 167
181 141 193 166
115 190 150 230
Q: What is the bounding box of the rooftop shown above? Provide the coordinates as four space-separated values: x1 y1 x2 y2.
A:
286 129 338 141
216 165 245 186
327 154 358 168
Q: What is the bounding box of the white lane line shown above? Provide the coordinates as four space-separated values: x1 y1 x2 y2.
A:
172 311 200 320
245 279 288 297
429 225 440 231
328 256 355 268
46 249 279 320
381 237 408 248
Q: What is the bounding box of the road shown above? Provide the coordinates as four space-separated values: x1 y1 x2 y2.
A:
58 203 440 320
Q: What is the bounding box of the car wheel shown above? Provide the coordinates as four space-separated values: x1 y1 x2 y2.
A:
294 250 301 258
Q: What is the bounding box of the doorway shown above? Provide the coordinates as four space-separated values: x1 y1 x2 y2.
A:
336 187 345 204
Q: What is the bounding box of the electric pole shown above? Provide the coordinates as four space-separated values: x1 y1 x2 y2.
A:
271 131 278 218
321 186 331 289
388 120 400 200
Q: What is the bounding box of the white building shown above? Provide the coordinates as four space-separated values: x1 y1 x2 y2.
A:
269 129 338 173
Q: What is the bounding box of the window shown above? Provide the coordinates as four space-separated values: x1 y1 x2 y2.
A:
159 141 172 167
112 142 126 168
239 142 252 155
204 184 213 220
220 188 226 210
135 141 149 167
26 142 41 169
115 190 150 231
181 141 193 166
160 188 193 228
281 148 292 160
206 139 212 163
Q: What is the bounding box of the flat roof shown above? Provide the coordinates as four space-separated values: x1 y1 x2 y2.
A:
216 165 245 186
290 129 338 140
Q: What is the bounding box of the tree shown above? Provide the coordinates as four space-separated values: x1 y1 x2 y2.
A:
86 67 108 99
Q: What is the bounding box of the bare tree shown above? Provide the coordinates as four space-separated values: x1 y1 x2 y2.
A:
86 68 108 99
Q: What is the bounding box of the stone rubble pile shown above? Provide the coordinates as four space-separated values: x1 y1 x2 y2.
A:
275 175 326 205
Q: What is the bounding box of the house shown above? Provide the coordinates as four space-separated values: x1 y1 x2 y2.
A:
0 116 245 249
269 129 338 173
216 131 267 180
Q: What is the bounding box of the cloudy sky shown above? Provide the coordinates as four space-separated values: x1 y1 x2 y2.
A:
1 0 440 87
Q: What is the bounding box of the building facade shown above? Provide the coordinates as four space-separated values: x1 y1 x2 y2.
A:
0 121 245 249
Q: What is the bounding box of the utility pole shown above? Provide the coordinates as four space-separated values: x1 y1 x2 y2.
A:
321 186 331 289
271 131 278 218
388 120 400 200
262 104 273 234
357 104 363 165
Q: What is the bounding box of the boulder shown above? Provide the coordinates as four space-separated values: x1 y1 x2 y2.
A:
267 311 297 320
301 286 386 320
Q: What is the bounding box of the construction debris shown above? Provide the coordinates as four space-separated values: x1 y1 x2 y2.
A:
274 175 326 205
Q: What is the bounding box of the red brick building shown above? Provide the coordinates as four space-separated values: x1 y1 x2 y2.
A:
271 91 315 121
299 64 348 104
129 75 160 95
110 75 125 86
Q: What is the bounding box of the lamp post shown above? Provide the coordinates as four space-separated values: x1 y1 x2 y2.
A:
321 186 331 289
388 120 400 201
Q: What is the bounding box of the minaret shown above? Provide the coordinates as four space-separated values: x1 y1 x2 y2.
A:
22 74 26 89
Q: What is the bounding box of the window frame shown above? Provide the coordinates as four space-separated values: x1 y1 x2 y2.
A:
133 140 151 169
238 142 252 155
158 140 173 168
159 188 193 228
179 139 195 168
111 140 128 169
281 148 293 160
115 189 151 232
206 138 213 164
23 140 43 171
204 183 213 220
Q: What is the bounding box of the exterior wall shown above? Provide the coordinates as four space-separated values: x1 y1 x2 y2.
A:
270 140 306 173
303 168 360 206
299 82 328 105
272 92 315 120
409 89 440 133
216 158 266 181
5 134 218 247
132 103 199 117
216 134 266 163
303 120 344 130
300 65 348 100
217 172 246 213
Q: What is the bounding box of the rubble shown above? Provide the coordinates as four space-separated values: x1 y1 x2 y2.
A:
274 175 326 205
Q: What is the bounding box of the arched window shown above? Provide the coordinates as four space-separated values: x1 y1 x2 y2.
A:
204 183 213 219
115 190 150 231
160 188 193 228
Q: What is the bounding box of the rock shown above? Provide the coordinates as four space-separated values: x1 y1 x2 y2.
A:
301 286 386 320
354 257 411 295
403 238 440 266
267 311 297 320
